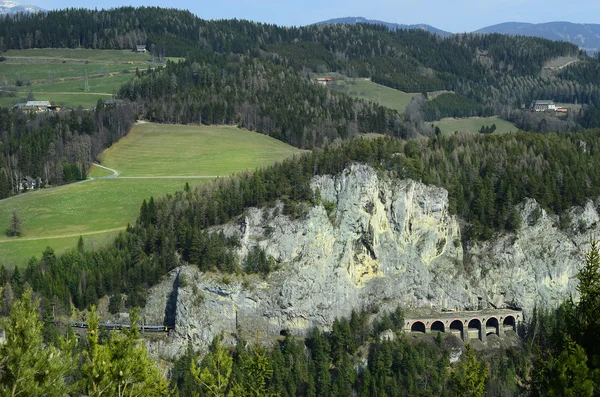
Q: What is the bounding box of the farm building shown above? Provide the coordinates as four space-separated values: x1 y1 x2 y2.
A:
314 77 333 86
532 100 556 112
103 99 125 106
20 176 40 191
13 101 52 112
134 45 147 53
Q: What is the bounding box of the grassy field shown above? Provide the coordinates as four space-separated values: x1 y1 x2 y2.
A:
433 117 518 135
3 48 153 62
24 73 135 108
0 123 302 267
99 123 303 176
0 63 137 84
0 48 157 108
330 77 420 113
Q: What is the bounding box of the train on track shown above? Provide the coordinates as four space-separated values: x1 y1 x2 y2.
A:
68 321 174 333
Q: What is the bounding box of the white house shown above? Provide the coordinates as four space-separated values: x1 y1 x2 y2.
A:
532 100 556 112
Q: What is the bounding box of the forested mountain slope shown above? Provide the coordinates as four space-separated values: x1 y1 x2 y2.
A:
0 8 592 96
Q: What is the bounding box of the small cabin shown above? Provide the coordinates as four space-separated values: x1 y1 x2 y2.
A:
20 176 40 191
134 45 147 53
314 77 333 86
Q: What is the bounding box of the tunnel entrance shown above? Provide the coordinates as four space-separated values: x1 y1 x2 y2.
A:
411 321 426 333
449 319 463 338
280 329 288 337
431 320 445 333
486 317 499 336
503 315 516 331
468 318 482 340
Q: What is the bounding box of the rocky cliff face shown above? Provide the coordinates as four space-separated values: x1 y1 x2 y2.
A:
143 164 594 359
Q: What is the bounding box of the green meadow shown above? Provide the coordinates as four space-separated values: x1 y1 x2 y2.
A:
318 74 420 113
0 48 155 108
3 48 153 62
433 117 518 135
98 123 303 177
0 123 302 267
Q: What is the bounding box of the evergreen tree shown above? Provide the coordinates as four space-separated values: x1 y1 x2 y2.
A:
449 345 488 397
191 333 234 397
79 306 172 396
6 211 22 237
0 289 75 396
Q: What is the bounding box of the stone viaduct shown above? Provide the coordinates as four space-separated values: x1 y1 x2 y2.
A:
404 309 522 343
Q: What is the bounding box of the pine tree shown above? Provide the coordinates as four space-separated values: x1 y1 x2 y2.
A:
574 239 600 366
449 345 488 397
230 345 277 397
0 288 75 396
191 333 233 397
79 306 172 396
6 211 22 237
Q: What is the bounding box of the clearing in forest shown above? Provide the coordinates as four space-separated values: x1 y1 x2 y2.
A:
319 74 421 113
0 123 302 267
433 117 517 135
0 48 162 108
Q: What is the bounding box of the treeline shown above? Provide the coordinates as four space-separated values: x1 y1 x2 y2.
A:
8 131 600 311
120 56 406 148
423 92 493 121
0 289 172 396
171 307 517 396
5 242 600 396
0 101 135 198
0 286 518 396
2 8 595 112
526 241 600 395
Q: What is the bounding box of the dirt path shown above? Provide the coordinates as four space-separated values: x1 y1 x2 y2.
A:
0 227 126 243
92 162 218 179
91 163 119 178
118 175 218 179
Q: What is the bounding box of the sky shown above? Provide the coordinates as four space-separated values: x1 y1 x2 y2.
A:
25 0 600 32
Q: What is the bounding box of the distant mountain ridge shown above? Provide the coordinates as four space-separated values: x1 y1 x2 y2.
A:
315 18 600 54
314 17 452 37
475 22 600 55
0 0 44 14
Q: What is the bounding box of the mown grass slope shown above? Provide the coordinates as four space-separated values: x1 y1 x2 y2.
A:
323 75 420 113
0 49 154 108
433 116 518 135
0 123 302 267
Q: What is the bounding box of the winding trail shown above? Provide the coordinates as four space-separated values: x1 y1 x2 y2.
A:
91 163 119 178
0 227 126 243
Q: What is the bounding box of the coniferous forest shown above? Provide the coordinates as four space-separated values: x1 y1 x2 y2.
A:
2 5 600 396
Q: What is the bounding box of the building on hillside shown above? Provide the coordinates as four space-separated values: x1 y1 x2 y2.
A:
314 77 333 86
102 99 125 106
556 107 568 113
20 176 40 191
27 101 51 111
135 45 147 53
532 100 556 112
13 101 52 112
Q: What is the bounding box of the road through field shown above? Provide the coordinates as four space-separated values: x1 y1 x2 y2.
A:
0 227 126 243
91 163 218 179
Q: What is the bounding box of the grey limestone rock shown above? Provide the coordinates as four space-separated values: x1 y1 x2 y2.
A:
145 164 594 359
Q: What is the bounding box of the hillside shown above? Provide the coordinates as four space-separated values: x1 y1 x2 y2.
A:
0 122 301 267
314 17 452 37
314 17 600 55
476 21 600 55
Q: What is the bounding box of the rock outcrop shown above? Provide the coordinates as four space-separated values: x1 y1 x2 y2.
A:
144 164 594 359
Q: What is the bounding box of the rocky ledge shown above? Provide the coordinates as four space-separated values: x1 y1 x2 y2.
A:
142 164 594 359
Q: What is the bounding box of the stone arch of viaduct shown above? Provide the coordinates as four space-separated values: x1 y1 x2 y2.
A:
404 310 522 343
